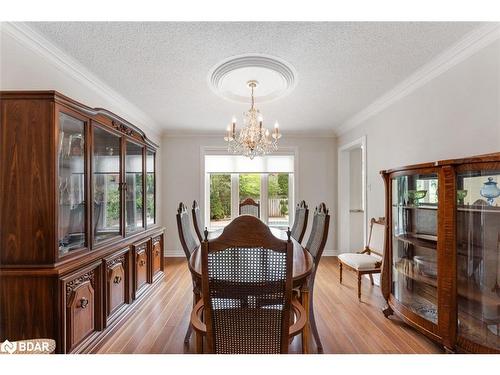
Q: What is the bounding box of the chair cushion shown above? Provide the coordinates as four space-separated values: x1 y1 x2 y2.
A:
338 253 381 270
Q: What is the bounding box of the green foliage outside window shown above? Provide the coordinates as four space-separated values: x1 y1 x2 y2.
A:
210 174 231 220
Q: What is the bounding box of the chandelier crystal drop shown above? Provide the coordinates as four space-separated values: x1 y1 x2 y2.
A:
224 80 281 159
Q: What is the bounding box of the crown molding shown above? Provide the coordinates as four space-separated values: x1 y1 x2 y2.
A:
337 23 500 136
1 22 162 140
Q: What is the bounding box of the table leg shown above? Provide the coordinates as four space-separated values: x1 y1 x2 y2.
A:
301 287 310 354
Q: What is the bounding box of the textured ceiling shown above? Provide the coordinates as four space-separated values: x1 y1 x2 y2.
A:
30 22 480 135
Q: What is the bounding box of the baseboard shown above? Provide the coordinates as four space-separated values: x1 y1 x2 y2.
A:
165 249 187 257
323 249 337 256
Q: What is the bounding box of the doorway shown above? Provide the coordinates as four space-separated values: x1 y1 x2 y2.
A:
338 136 367 254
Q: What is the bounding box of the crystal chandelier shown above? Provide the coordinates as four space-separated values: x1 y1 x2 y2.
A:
224 80 281 159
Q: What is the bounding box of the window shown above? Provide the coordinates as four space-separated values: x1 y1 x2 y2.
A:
205 154 295 230
268 173 289 227
210 174 232 229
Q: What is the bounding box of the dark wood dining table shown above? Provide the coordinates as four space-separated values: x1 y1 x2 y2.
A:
188 226 315 353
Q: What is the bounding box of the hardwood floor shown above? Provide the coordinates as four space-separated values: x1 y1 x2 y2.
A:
95 257 443 354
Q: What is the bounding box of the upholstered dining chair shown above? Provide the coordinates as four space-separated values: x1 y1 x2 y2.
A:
192 200 204 243
189 216 306 354
290 200 309 244
176 202 201 344
337 217 386 300
239 197 260 218
302 202 330 354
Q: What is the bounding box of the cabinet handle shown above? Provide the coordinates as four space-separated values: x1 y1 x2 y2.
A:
139 259 146 267
79 297 89 309
113 275 122 284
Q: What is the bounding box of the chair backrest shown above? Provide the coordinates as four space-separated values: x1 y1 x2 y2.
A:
176 202 199 260
366 217 386 258
239 197 260 218
192 200 203 243
201 215 293 354
305 203 330 267
290 200 309 243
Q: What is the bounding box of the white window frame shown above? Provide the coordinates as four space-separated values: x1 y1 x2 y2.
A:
200 147 298 231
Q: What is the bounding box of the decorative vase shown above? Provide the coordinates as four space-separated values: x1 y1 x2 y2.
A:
480 177 500 206
456 189 467 205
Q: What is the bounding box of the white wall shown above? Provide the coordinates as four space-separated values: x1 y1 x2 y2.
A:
161 135 337 256
338 39 500 227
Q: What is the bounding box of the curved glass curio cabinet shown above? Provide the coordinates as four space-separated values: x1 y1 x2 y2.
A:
381 153 500 353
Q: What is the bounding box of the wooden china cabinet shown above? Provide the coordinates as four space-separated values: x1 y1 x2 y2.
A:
380 152 500 353
0 91 165 353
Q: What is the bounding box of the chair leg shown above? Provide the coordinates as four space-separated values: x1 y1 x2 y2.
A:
357 273 362 300
309 288 324 354
184 291 199 344
339 262 343 284
300 288 310 354
369 274 374 286
184 324 193 344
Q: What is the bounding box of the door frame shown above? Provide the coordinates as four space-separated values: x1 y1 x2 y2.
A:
337 135 367 254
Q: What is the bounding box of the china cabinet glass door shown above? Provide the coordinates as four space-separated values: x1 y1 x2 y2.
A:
93 126 121 244
391 173 439 324
58 112 86 256
125 141 144 234
146 149 155 226
456 169 500 350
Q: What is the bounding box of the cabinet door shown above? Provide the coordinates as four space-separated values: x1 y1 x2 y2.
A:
391 171 439 327
133 242 149 297
146 149 156 226
151 235 163 279
456 166 500 352
92 125 122 245
125 140 145 234
58 111 87 257
104 250 129 321
64 263 101 352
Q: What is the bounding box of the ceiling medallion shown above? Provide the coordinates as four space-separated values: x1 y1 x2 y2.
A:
208 54 297 103
224 80 281 160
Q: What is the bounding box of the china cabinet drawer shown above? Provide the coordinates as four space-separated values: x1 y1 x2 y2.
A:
133 241 149 298
62 261 102 353
104 249 130 324
151 235 163 279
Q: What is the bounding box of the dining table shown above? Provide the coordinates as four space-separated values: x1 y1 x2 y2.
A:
188 226 315 353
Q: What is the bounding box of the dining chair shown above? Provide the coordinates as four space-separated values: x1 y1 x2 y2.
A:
290 200 309 244
176 202 201 344
302 202 330 354
189 215 306 354
192 200 203 243
337 217 386 300
239 197 260 218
